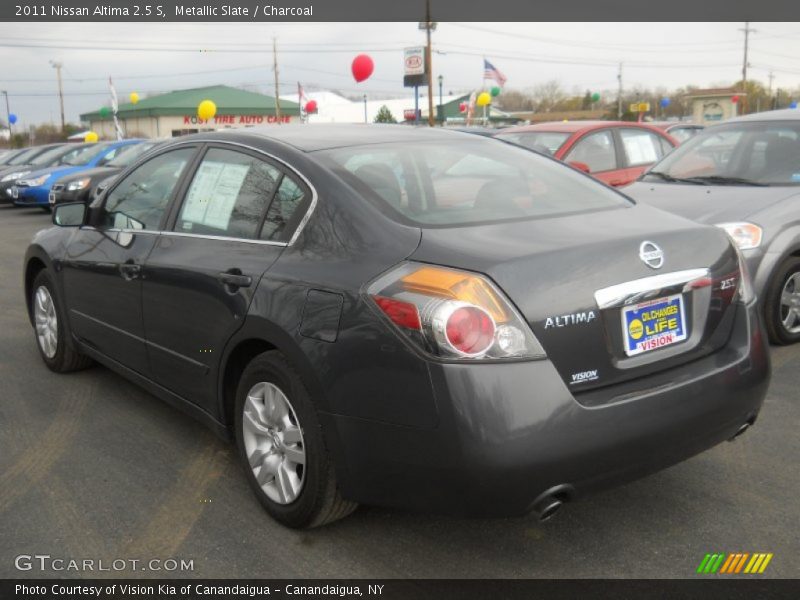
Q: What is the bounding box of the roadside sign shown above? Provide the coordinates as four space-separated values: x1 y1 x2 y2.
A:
630 102 651 112
404 47 425 76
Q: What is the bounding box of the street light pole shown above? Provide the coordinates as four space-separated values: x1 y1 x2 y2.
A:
437 75 443 125
1 91 11 140
363 94 368 123
49 60 66 133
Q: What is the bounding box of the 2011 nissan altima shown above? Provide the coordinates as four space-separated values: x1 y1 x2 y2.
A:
24 125 770 528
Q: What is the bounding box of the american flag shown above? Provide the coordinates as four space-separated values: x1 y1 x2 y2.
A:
483 59 507 87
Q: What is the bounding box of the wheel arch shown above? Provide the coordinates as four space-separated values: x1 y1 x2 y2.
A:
217 318 325 437
23 248 54 326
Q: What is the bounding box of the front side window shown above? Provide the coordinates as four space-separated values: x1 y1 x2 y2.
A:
619 128 668 167
176 148 281 239
644 121 800 185
104 147 195 230
564 130 617 172
319 139 629 227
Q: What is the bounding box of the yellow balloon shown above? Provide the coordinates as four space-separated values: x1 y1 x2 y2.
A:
476 92 491 107
84 131 99 143
197 99 217 121
129 92 139 105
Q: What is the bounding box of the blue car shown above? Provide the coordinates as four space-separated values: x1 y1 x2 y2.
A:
12 139 143 209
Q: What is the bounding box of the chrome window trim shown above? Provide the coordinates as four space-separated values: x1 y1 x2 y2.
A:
140 138 318 247
100 228 288 247
594 268 711 310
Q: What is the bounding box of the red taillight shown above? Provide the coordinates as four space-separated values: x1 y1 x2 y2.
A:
373 296 421 330
444 305 495 356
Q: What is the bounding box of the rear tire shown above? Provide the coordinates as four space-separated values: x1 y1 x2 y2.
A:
31 270 93 372
234 350 357 528
764 256 800 345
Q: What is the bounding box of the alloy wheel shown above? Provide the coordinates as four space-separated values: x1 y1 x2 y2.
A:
241 382 306 505
780 272 800 334
34 285 58 359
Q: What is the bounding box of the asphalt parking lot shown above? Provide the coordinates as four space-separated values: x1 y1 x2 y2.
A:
0 203 798 579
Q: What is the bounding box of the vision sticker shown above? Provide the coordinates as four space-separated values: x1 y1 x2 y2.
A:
622 293 687 356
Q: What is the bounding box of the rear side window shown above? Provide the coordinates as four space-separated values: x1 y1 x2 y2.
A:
176 148 282 239
104 147 195 230
319 139 629 227
260 176 308 241
564 130 617 172
619 128 669 167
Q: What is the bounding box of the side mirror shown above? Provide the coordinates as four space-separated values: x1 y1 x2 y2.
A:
569 161 591 174
52 202 87 227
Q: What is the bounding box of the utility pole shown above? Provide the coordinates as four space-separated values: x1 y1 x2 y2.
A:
739 22 756 114
272 38 281 123
617 62 623 119
49 60 65 132
422 0 435 127
768 71 775 109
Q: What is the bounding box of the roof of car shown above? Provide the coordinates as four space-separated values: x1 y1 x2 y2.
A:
497 121 667 134
206 123 483 152
726 108 800 123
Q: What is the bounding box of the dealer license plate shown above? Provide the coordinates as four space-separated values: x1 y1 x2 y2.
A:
622 293 687 357
11 186 18 199
48 191 56 205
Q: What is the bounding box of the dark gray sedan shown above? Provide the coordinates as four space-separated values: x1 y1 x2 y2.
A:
25 125 769 528
627 108 800 345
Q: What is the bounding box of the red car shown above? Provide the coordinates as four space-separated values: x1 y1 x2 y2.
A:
495 121 678 187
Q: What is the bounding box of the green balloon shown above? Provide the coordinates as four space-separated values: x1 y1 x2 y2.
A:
490 86 501 97
99 106 110 118
591 92 601 102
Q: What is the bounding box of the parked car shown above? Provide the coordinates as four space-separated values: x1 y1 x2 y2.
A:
627 108 800 345
26 126 768 528
649 121 705 144
0 144 72 200
0 148 29 165
495 121 678 187
49 141 160 206
12 140 142 210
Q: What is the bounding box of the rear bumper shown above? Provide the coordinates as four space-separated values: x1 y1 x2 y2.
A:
321 300 770 516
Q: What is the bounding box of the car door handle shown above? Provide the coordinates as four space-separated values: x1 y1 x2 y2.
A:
218 269 252 291
119 261 141 281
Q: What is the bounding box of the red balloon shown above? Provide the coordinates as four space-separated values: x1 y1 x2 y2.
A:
351 54 374 83
459 102 467 113
305 100 318 113
731 95 740 103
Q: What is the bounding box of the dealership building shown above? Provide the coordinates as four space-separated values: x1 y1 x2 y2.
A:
80 85 301 139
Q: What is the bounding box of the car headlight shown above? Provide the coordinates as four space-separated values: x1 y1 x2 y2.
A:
716 222 762 250
66 178 91 191
19 175 49 187
1 170 29 183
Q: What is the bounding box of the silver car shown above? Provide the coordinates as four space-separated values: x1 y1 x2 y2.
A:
626 108 800 345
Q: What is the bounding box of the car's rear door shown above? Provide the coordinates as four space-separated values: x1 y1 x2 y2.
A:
61 146 200 375
141 143 313 413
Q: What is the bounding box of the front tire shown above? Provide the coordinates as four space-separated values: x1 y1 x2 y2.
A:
764 256 800 345
234 351 357 528
31 270 93 372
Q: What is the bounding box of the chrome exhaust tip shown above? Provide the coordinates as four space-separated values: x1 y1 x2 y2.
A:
729 418 755 441
530 484 573 522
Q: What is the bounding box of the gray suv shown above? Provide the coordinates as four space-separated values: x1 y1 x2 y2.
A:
626 108 800 344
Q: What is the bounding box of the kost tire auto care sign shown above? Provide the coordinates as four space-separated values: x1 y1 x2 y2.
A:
183 115 292 125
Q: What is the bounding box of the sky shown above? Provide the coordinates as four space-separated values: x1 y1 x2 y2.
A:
3 21 800 128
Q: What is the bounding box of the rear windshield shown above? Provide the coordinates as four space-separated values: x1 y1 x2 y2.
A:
494 131 570 155
317 139 629 227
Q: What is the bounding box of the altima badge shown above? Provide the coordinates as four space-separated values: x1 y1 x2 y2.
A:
639 241 664 269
